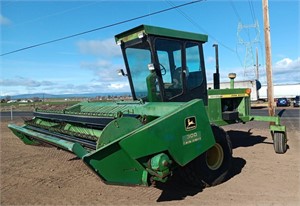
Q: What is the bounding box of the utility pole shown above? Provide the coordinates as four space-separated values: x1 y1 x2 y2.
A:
255 47 259 80
255 47 260 100
262 0 274 117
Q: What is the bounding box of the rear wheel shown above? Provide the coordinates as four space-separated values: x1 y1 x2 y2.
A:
179 125 232 187
273 132 287 154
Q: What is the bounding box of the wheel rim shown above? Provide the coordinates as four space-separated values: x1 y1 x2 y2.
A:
206 143 224 171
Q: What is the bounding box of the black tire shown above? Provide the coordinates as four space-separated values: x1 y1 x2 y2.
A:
273 132 287 154
179 125 232 187
175 163 205 187
196 125 232 186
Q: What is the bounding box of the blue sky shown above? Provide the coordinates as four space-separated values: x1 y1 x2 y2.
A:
0 0 299 96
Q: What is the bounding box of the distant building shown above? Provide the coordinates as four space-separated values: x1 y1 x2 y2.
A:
259 83 300 99
208 80 300 101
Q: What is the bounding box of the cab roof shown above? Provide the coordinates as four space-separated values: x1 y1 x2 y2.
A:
115 24 208 43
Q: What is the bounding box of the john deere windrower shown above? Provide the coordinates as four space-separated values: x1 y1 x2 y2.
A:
8 25 287 187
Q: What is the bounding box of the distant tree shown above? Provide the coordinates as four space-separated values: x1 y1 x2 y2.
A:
1 99 6 103
5 95 11 102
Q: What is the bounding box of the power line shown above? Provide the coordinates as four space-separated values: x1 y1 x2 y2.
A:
248 0 260 44
248 0 257 24
231 0 262 79
1 0 204 57
165 0 244 68
12 1 101 27
165 0 237 54
230 0 242 22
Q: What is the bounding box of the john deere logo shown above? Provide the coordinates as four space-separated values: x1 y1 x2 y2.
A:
185 116 197 130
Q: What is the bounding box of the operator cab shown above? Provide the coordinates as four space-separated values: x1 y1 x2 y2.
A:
115 25 208 104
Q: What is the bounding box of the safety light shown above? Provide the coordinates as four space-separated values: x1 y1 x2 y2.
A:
138 32 145 39
148 63 155 71
245 88 251 95
116 40 123 45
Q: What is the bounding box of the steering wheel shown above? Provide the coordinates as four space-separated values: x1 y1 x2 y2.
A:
159 63 167 75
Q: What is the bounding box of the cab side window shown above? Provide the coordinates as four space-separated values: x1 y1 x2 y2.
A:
185 43 203 90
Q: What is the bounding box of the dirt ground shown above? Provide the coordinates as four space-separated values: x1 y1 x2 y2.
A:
1 117 299 205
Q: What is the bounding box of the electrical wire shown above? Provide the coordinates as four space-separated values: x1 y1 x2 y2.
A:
230 0 242 23
248 0 257 24
165 0 237 54
165 0 244 67
248 0 260 45
12 1 101 27
230 0 258 68
0 0 204 57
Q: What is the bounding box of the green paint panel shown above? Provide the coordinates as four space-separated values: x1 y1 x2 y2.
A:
8 99 215 186
8 124 39 145
270 125 286 133
35 118 59 127
120 99 215 166
36 100 183 119
8 124 76 151
83 143 147 186
80 99 215 185
250 115 280 125
97 117 142 149
115 25 208 43
207 88 251 125
64 123 102 138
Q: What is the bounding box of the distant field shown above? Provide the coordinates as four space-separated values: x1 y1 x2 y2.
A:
1 100 272 112
0 100 80 112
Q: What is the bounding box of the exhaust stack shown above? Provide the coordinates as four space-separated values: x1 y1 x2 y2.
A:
213 44 220 89
228 73 236 89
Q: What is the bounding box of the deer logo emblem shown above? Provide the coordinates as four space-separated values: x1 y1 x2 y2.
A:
185 117 197 130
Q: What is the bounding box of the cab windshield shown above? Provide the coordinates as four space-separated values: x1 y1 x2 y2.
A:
125 41 153 100
124 37 205 102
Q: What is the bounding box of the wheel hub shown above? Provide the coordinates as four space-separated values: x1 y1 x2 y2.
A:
206 143 224 170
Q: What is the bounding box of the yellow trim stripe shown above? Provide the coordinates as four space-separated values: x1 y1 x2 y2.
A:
208 93 250 99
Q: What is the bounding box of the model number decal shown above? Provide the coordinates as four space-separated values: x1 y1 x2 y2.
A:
182 131 202 145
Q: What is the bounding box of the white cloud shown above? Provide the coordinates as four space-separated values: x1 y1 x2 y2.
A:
0 77 55 87
206 65 246 83
207 57 300 85
77 38 122 57
79 58 130 93
108 83 129 90
81 59 112 70
0 77 57 96
80 59 124 82
273 57 299 71
0 14 11 25
272 57 300 83
40 81 129 95
76 37 131 93
206 56 215 64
